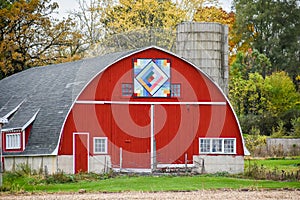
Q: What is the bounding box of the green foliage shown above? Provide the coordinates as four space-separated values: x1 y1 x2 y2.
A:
264 71 300 116
233 0 300 81
291 117 300 137
230 50 300 137
243 133 267 153
271 120 286 138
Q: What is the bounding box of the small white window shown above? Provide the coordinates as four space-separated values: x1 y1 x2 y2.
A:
212 139 222 153
199 138 236 154
224 139 235 153
94 137 108 154
6 133 21 149
200 139 210 153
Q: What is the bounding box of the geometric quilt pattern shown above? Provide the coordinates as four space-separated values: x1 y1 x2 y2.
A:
134 58 170 97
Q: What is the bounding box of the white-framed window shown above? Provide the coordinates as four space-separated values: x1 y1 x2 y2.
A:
6 133 21 149
200 138 210 153
212 139 223 153
224 139 235 153
93 137 108 154
199 138 236 154
171 84 181 97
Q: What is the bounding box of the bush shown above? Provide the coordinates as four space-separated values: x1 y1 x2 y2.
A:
239 114 278 136
244 132 267 155
291 117 300 137
271 120 286 138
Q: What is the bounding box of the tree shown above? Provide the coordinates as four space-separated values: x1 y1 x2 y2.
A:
229 72 266 116
68 0 111 56
102 0 187 33
84 0 187 53
0 0 82 79
264 71 300 116
233 0 300 81
179 0 219 20
230 49 272 79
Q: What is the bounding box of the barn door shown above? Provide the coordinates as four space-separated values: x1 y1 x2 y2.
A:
155 104 198 167
73 133 89 174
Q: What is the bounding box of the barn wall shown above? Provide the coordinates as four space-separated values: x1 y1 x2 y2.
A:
59 48 244 173
193 155 244 174
4 156 57 174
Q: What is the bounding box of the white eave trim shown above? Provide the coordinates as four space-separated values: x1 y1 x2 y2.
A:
1 109 39 132
0 117 8 124
21 109 39 130
2 99 25 119
75 100 226 105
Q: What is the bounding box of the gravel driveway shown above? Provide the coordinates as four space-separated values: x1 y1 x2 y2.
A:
1 190 300 200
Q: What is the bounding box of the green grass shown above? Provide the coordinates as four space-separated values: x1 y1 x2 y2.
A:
2 157 300 193
245 157 300 173
3 175 300 193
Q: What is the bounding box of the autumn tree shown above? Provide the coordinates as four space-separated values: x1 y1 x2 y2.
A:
88 0 187 53
233 0 300 81
179 0 219 20
0 0 83 79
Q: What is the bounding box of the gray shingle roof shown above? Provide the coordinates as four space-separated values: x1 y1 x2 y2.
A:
0 49 136 155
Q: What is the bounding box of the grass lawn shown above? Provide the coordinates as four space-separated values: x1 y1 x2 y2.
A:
245 157 300 173
2 157 300 193
4 175 300 193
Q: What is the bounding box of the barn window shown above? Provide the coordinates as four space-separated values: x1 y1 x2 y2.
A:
212 139 222 153
6 133 21 149
200 139 211 153
199 138 236 154
94 137 108 154
122 83 133 96
224 139 235 153
171 84 181 97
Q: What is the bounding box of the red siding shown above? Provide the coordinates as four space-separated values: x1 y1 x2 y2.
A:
3 131 23 152
59 48 244 169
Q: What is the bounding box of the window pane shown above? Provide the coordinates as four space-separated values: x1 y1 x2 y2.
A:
94 138 107 154
200 139 210 153
6 133 21 149
224 139 235 153
212 139 222 153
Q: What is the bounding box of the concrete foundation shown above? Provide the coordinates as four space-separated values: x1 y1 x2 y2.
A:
193 155 244 174
4 156 57 174
57 155 112 174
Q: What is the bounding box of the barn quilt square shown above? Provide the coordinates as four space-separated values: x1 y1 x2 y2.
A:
134 59 170 97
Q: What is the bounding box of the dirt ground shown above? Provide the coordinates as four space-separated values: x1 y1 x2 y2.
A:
1 190 300 200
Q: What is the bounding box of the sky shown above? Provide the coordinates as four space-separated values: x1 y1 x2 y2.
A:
52 0 234 19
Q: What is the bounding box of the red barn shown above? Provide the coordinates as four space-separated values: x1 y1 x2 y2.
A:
0 46 246 174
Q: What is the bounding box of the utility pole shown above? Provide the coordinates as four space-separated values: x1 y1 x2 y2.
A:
0 117 8 187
